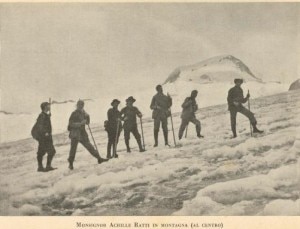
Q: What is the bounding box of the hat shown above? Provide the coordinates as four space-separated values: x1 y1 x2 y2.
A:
126 96 136 103
111 99 120 106
40 102 50 111
234 78 243 84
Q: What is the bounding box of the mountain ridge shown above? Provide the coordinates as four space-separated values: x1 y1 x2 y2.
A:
164 55 261 84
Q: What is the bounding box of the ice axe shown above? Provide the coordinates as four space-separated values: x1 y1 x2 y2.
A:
113 120 121 158
140 117 146 150
88 124 99 152
49 98 52 115
169 109 177 147
248 90 253 137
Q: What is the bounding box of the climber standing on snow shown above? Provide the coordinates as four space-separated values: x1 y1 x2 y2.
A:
32 102 56 172
227 78 263 138
67 100 108 170
105 99 122 159
178 90 204 140
120 96 145 153
150 85 172 147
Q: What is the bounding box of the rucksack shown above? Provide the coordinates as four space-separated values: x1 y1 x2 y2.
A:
104 120 109 131
31 122 40 140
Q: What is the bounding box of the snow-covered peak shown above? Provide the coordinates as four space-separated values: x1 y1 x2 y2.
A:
164 55 261 84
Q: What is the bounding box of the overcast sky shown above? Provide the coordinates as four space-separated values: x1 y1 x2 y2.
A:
1 3 299 112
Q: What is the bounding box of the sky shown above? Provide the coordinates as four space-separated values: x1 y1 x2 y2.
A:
0 3 299 113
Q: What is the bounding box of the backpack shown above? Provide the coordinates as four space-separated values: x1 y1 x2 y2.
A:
31 122 40 141
104 120 109 131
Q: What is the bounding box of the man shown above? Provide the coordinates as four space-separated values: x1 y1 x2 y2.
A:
106 99 122 159
67 100 108 170
120 96 145 153
178 90 204 140
227 78 263 138
34 102 56 172
150 85 172 147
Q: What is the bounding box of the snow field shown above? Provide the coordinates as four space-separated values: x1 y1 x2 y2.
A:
0 90 299 215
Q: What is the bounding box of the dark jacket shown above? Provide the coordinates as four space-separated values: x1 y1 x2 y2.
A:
150 93 172 119
227 86 248 110
181 97 198 120
120 106 142 127
36 112 52 139
107 108 122 131
68 109 90 141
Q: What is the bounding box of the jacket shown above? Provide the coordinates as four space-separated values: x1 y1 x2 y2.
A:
107 108 122 131
35 112 52 140
68 109 90 141
227 86 248 110
180 97 198 120
150 93 172 119
120 106 142 127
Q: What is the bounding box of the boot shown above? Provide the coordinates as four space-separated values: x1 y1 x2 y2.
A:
98 157 109 164
253 125 264 134
231 125 237 138
45 154 56 172
196 125 204 138
125 139 131 153
37 156 45 172
107 143 112 159
163 129 169 146
112 144 118 158
154 130 158 147
137 138 145 152
68 159 74 170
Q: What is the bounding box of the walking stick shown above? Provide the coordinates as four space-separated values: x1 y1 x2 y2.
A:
49 98 52 115
140 117 146 150
113 120 120 157
88 124 99 152
185 123 188 138
248 90 253 137
170 109 177 147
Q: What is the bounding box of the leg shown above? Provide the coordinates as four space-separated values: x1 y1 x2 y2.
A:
45 137 56 170
230 109 237 137
124 127 131 152
68 139 79 169
132 125 144 152
178 119 189 140
80 139 100 160
239 106 256 126
107 130 115 159
107 133 113 159
37 140 47 172
161 118 169 145
190 117 203 138
153 119 160 147
239 106 263 133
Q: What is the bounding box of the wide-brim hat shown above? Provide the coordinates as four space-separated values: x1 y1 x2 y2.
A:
234 78 244 84
111 99 120 106
126 96 136 103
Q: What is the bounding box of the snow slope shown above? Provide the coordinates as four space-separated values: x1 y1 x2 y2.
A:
0 89 299 216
